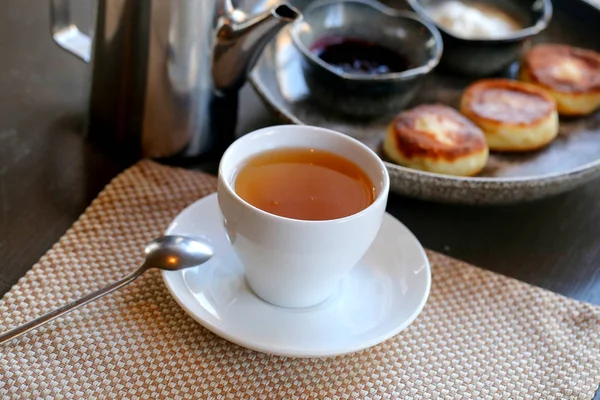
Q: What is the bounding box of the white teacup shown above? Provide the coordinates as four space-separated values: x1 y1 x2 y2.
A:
217 125 390 308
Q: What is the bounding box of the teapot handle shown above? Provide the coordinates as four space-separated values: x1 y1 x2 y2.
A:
50 0 92 62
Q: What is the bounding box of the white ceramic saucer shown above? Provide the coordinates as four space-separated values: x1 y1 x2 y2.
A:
162 193 431 357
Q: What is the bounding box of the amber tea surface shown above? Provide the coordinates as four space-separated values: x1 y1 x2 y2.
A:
234 148 376 221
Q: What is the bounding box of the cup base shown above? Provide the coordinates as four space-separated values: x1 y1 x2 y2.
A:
244 275 343 310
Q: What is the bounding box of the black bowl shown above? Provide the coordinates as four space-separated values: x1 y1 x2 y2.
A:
406 0 553 76
290 0 443 118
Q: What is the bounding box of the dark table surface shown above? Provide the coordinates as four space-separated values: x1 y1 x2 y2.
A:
0 0 599 396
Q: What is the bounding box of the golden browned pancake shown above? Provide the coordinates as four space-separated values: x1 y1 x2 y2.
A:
460 79 559 152
384 104 488 176
519 44 600 116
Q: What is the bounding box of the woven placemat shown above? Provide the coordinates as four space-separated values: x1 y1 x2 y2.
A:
1 160 599 399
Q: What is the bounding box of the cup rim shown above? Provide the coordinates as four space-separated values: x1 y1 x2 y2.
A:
405 0 553 43
218 125 390 225
289 0 444 82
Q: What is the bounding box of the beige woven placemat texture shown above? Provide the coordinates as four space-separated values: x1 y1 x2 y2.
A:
0 160 599 399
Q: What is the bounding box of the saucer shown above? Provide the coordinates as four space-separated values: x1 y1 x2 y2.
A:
162 193 431 357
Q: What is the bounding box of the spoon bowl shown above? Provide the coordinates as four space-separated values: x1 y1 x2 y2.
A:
143 236 214 271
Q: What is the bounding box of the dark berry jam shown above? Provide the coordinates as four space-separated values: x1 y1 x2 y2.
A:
309 36 412 75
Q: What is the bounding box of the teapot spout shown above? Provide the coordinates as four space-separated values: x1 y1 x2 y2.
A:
213 3 301 94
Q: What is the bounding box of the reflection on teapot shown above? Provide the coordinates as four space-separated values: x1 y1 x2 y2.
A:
50 0 300 162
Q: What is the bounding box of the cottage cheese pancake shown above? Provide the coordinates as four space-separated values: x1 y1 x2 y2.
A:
384 104 488 176
461 79 559 152
520 44 600 116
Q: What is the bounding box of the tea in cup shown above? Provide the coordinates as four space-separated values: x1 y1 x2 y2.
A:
217 125 390 308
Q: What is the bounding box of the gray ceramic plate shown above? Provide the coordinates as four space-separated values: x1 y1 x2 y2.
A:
249 18 600 205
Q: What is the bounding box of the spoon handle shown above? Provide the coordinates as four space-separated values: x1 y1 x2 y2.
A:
0 267 146 345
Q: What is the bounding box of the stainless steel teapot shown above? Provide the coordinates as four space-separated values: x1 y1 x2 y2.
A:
50 0 300 161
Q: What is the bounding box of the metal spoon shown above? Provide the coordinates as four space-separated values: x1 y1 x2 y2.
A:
0 235 213 345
